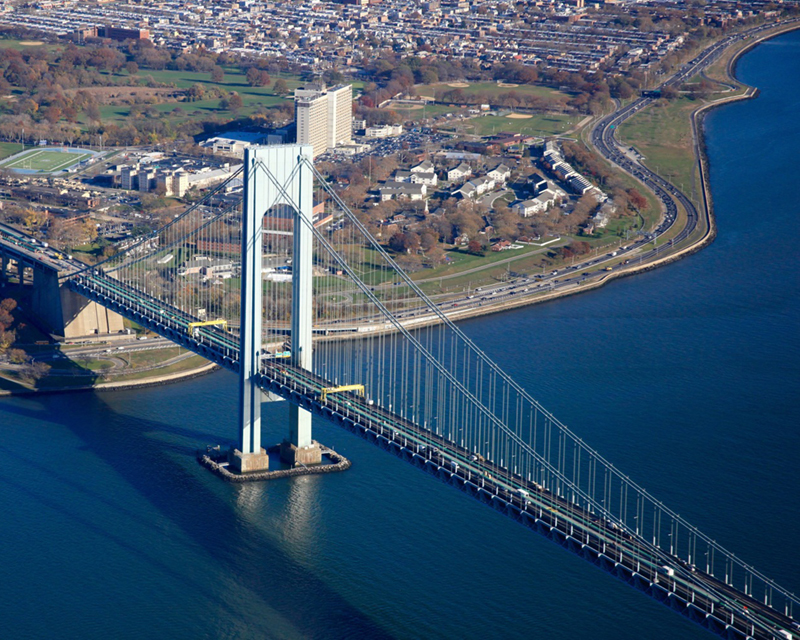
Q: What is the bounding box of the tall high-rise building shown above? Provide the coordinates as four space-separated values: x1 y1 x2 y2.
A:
295 84 352 159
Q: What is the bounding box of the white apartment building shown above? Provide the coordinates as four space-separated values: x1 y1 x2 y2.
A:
295 83 352 159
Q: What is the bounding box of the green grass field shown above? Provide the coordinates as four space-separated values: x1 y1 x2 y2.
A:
617 97 701 206
0 148 93 173
0 141 23 160
450 113 575 137
384 103 459 119
0 37 59 53
416 82 570 102
87 68 364 128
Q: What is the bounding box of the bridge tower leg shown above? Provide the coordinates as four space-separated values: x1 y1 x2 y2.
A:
281 144 322 466
230 146 270 474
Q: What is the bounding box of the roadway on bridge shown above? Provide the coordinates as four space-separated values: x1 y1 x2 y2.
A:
62 266 799 640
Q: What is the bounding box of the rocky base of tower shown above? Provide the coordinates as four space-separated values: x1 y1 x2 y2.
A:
197 442 349 483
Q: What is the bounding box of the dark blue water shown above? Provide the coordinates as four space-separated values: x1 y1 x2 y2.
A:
1 33 799 639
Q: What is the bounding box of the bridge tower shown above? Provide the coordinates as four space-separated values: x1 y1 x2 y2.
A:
230 144 321 474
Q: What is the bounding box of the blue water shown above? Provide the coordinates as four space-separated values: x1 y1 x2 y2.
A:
1 32 799 639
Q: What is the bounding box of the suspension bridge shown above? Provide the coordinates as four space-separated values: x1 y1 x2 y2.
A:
1 144 798 640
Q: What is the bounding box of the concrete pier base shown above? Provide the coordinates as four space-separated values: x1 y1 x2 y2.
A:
228 448 270 474
199 443 349 483
280 440 323 466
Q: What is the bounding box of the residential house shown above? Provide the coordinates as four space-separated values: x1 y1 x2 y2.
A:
410 160 435 174
568 174 593 195
410 171 438 187
447 162 472 183
528 173 548 194
553 161 577 181
452 175 496 199
513 188 557 217
378 180 427 201
487 163 511 184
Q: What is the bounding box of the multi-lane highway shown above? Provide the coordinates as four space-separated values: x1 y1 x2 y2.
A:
589 20 800 264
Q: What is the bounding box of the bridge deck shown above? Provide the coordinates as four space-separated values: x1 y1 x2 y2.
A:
62 269 797 640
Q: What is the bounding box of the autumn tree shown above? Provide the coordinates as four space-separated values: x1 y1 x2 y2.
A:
467 239 485 256
0 298 17 357
273 78 289 95
21 207 50 232
627 188 648 211
388 231 421 254
7 348 26 364
230 92 244 111
246 67 271 87
187 84 205 101
419 229 438 252
19 360 50 383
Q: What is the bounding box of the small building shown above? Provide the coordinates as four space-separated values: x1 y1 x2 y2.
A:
568 174 593 195
201 132 266 158
553 161 577 181
513 188 557 217
365 124 403 138
451 182 476 199
528 173 548 195
447 163 472 183
411 160 435 174
487 163 511 184
410 171 437 187
378 181 427 201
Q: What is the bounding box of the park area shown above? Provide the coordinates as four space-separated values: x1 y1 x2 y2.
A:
415 81 571 103
0 147 95 174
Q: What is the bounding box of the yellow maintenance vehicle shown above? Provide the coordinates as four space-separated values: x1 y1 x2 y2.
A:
187 319 228 336
320 384 365 403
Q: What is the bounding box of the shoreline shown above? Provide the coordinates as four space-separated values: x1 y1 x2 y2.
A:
4 24 798 380
381 20 800 328
0 360 219 397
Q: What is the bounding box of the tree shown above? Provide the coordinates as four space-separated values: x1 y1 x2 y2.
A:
246 67 261 86
420 229 438 252
228 92 243 112
8 348 27 364
187 83 205 101
125 61 139 76
660 85 679 101
43 105 62 124
21 208 49 232
466 240 485 256
85 103 101 122
627 188 648 211
211 65 224 83
273 78 289 95
0 298 17 314
19 360 50 383
389 232 407 253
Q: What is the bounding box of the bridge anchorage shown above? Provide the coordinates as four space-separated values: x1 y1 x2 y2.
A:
40 143 798 640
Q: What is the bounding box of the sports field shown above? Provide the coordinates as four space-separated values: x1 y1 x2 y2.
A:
0 148 94 173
